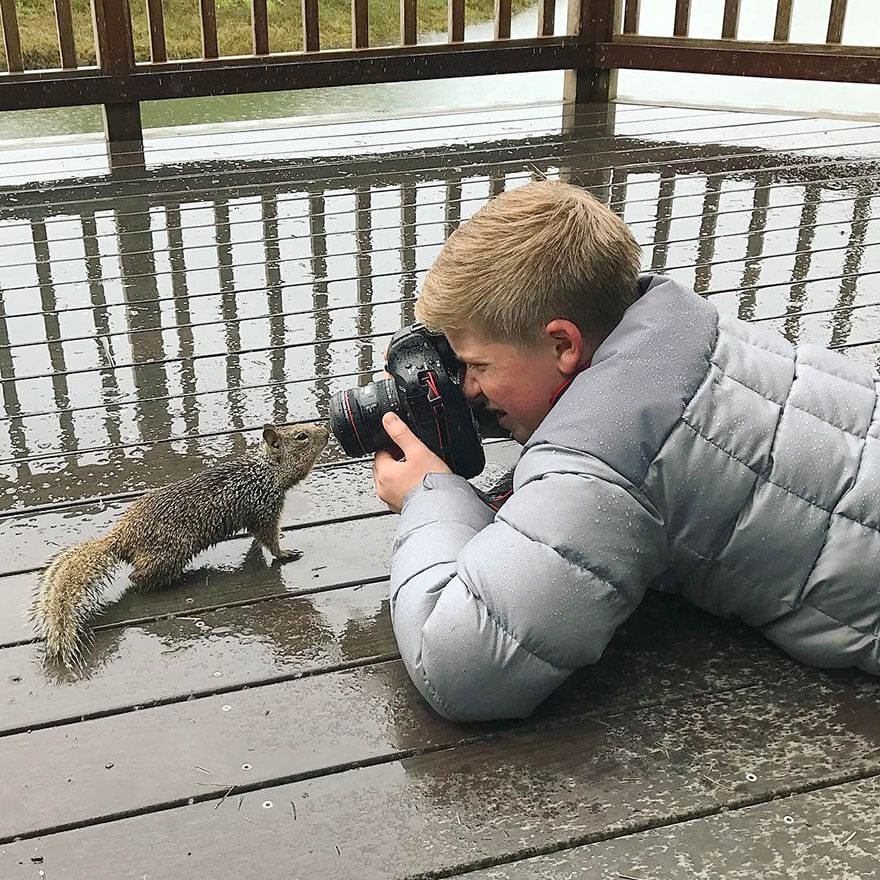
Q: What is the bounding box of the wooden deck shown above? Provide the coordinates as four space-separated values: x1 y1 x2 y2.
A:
1 100 879 878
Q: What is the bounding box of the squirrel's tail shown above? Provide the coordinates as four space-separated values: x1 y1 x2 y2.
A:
32 535 122 669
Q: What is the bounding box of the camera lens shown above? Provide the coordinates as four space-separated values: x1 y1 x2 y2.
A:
329 379 403 456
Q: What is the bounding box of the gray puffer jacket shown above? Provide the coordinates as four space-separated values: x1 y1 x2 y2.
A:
391 274 880 722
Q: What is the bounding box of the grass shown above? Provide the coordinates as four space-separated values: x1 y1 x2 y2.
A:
6 0 534 70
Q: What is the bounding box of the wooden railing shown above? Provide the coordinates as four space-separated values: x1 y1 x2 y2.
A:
0 0 878 168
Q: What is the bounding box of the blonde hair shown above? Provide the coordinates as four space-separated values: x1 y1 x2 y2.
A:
416 181 642 347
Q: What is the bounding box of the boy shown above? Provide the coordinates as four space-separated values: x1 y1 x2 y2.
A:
372 181 880 722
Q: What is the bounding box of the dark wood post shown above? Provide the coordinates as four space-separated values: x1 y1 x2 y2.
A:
564 0 620 105
91 0 144 171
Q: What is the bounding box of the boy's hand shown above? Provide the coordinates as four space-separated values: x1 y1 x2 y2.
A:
373 412 451 513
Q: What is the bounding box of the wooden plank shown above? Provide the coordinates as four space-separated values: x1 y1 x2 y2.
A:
536 0 554 37
673 0 690 37
721 0 739 40
90 0 135 73
399 0 416 45
622 0 639 35
0 512 397 646
0 670 876 864
0 0 23 72
145 0 166 62
54 0 77 68
252 0 269 54
0 39 584 111
352 0 368 48
302 0 319 50
0 440 520 584
0 579 397 734
595 37 880 84
448 0 464 42
564 0 619 104
774 0 793 42
494 0 511 40
200 0 218 59
0 586 775 736
457 776 880 878
827 0 847 44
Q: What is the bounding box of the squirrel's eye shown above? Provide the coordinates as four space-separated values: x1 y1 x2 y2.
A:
296 432 308 441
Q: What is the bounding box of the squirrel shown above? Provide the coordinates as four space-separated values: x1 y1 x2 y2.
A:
32 422 329 669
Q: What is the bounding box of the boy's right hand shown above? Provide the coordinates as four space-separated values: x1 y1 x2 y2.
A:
373 413 450 513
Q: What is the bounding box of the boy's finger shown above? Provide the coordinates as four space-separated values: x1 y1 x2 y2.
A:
381 412 419 452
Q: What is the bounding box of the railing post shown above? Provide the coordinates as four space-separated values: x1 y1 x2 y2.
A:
91 0 144 171
564 0 621 105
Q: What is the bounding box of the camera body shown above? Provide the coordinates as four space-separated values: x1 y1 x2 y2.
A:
329 323 489 478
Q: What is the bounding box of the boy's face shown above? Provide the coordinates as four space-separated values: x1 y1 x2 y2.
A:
446 326 587 444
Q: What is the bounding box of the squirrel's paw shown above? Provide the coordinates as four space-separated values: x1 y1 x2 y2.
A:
273 548 303 563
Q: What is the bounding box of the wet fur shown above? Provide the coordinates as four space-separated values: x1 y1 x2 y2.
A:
32 422 329 669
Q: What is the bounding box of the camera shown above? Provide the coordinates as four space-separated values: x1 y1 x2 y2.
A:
329 323 498 479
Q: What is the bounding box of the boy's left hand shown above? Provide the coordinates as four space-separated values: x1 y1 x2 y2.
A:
372 412 451 513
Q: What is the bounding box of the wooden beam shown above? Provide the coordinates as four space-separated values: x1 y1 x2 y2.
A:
537 0 555 36
827 0 847 44
596 36 880 83
145 0 166 62
54 0 77 68
622 0 638 35
495 0 511 40
302 0 319 51
673 0 690 37
400 0 416 45
448 0 464 42
352 0 368 48
252 0 269 55
200 0 218 59
774 0 793 42
1 0 23 72
564 0 620 104
721 0 739 40
0 38 584 110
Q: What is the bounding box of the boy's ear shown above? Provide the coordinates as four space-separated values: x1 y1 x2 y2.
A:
263 424 281 449
544 319 587 374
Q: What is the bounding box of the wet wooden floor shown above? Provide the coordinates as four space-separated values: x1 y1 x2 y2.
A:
1 100 879 878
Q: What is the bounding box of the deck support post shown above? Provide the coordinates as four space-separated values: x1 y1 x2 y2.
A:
91 0 145 172
564 0 621 106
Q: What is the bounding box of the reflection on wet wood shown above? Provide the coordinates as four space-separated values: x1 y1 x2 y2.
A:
1 668 876 872
459 775 880 878
0 100 879 876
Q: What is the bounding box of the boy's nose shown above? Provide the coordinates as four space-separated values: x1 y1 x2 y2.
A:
462 370 481 402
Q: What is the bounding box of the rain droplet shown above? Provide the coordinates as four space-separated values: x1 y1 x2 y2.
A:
262 801 273 809
242 764 252 771
222 705 231 712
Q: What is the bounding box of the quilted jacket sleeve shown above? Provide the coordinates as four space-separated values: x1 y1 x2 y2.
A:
390 446 669 722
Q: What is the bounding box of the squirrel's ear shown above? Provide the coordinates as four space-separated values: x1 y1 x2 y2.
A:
262 425 281 448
